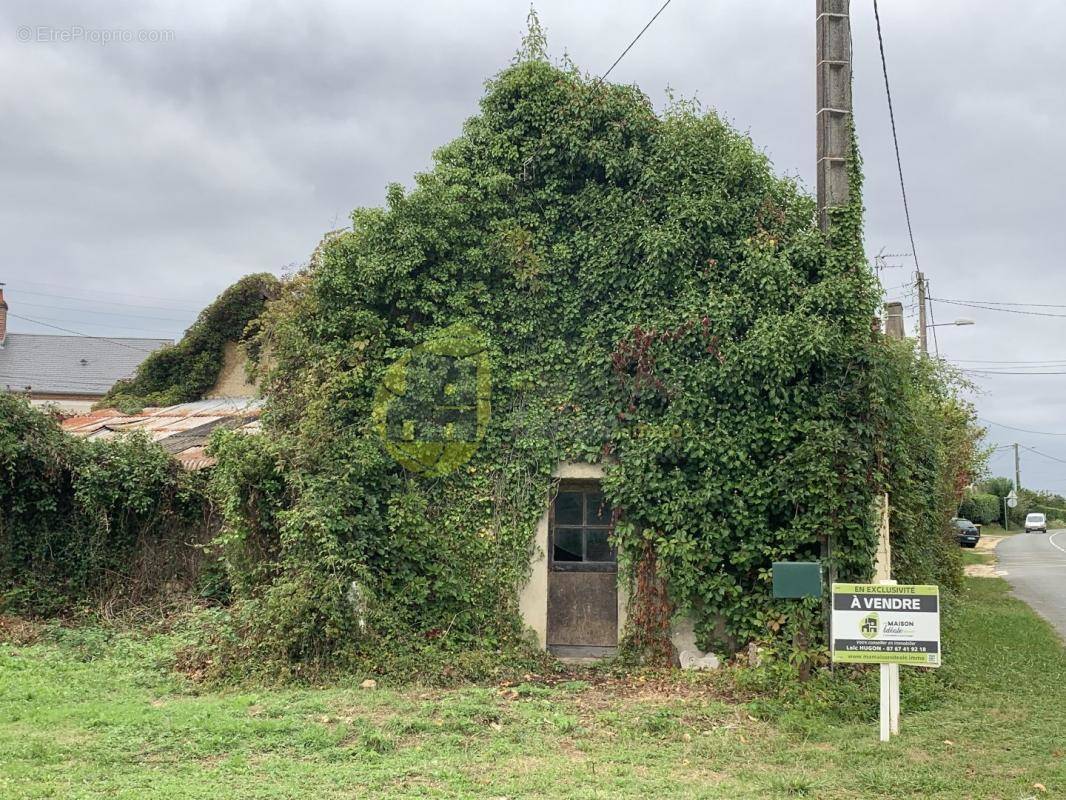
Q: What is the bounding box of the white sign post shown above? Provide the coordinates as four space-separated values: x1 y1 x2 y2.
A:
831 581 941 742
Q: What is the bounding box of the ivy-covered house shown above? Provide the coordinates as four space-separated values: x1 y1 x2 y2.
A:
208 44 971 671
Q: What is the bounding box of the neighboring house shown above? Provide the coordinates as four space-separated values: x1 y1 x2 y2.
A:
62 398 263 470
0 286 172 413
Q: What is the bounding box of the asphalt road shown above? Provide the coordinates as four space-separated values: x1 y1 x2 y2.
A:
997 530 1066 640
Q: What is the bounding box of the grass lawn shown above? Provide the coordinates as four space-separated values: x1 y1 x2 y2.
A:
961 550 993 567
977 523 1020 537
1 579 1063 799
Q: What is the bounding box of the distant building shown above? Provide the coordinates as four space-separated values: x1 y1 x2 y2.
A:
0 285 171 413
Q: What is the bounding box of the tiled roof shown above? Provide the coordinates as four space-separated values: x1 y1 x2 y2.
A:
0 333 171 397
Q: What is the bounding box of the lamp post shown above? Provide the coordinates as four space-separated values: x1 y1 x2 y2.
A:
921 318 975 354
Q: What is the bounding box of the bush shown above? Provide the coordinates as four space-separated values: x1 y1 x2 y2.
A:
958 492 999 525
0 394 210 614
100 273 280 412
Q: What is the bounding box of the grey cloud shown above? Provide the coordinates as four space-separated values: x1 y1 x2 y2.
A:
1 0 1064 487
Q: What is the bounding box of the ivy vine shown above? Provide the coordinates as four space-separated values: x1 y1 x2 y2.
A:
202 38 979 670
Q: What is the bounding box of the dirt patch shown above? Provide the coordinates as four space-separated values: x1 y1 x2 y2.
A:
965 534 1004 577
564 682 733 713
965 563 999 578
974 534 1003 553
0 615 47 645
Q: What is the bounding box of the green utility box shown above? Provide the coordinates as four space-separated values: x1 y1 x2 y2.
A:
772 561 824 599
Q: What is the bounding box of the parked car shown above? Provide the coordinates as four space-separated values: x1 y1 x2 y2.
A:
1025 512 1047 533
951 517 981 548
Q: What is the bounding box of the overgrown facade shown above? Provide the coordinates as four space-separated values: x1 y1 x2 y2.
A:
206 48 950 672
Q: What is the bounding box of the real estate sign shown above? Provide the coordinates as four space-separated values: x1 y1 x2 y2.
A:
831 583 941 667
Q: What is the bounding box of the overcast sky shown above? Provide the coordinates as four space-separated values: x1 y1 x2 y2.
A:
3 1 1064 490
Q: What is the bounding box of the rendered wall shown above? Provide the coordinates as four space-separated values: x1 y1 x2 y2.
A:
518 462 628 649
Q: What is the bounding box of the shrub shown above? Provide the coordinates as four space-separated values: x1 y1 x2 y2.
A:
958 492 999 525
0 394 209 614
100 273 281 412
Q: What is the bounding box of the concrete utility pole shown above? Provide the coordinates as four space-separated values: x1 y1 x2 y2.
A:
816 0 853 676
816 0 852 232
916 271 927 354
1014 442 1022 493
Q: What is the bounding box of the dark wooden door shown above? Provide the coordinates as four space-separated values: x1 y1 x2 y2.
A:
546 484 618 657
547 571 618 654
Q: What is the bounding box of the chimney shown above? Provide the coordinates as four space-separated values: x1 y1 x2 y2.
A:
884 301 905 340
0 283 7 347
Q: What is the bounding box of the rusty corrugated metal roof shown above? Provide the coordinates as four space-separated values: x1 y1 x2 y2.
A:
62 398 263 470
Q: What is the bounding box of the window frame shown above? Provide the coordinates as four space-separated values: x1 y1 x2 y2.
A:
549 481 617 573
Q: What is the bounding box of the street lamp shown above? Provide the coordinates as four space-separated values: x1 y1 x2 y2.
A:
919 317 974 355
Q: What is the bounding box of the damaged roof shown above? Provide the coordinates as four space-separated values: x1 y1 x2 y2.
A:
62 397 263 470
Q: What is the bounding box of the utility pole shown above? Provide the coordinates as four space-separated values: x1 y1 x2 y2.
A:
816 0 853 678
816 0 852 232
916 271 927 354
1014 442 1022 494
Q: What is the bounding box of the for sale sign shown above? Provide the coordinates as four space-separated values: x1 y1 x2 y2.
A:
831 583 941 667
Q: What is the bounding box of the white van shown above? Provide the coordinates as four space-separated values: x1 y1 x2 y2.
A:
1024 512 1047 534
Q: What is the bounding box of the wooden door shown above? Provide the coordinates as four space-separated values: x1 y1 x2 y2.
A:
546 484 618 657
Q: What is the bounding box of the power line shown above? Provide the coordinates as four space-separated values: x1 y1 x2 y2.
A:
967 369 1066 375
932 297 1066 319
5 313 169 353
980 418 1066 437
962 369 1066 376
938 299 1066 309
6 286 200 314
8 278 211 308
951 358 1066 365
598 0 675 83
925 276 939 357
873 0 920 273
13 300 189 325
8 312 181 336
1021 445 1066 467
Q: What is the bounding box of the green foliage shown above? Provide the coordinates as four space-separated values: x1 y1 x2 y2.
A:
870 346 979 592
973 478 1066 527
0 394 207 613
1010 486 1066 527
206 48 975 671
100 273 280 412
978 476 1013 499
957 491 999 525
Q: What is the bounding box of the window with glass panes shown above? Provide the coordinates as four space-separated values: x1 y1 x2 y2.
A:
550 484 616 570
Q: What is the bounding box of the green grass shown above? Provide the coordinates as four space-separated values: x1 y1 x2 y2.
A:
2 579 1064 799
960 550 993 567
976 522 1019 536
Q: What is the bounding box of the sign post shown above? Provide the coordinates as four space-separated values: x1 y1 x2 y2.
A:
831 581 940 741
